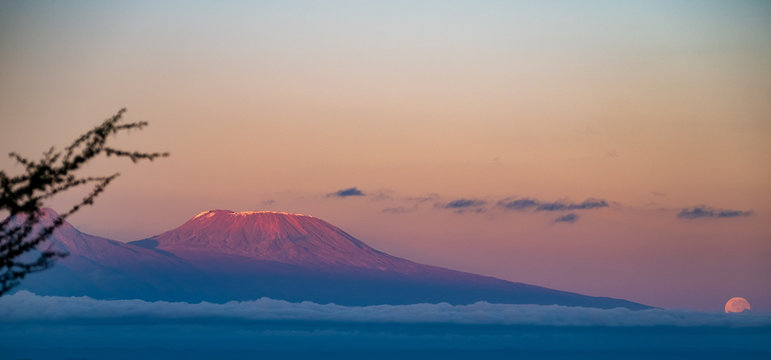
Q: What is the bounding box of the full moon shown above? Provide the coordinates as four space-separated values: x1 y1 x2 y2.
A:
725 297 751 313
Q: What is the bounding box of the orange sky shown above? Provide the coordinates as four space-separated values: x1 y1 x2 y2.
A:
1 1 770 311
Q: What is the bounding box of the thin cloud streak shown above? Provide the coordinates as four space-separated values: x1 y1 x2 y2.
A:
677 206 754 219
444 199 486 209
382 206 413 214
439 199 487 213
498 197 609 212
498 198 539 210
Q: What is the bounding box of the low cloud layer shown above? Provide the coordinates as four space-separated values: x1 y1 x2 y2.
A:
1 291 769 327
677 206 753 219
327 187 365 198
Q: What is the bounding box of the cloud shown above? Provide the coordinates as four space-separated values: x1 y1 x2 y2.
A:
536 201 569 211
568 199 608 210
555 213 578 223
439 199 487 214
499 198 608 212
382 206 413 214
444 199 486 209
677 206 754 219
439 199 487 213
2 291 770 327
537 199 609 211
379 193 439 213
327 187 365 198
498 198 538 210
407 193 440 203
368 189 394 201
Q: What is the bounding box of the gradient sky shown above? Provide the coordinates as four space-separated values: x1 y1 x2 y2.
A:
1 0 770 311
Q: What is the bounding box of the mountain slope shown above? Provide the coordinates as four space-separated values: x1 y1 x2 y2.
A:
8 209 196 298
14 209 649 309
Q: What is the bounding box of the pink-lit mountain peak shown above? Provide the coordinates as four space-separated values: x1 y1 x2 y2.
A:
151 210 416 271
185 210 322 236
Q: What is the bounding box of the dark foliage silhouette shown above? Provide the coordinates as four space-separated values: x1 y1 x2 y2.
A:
0 109 168 295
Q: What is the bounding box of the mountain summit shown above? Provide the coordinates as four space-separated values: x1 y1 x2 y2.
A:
14 209 649 309
143 210 418 272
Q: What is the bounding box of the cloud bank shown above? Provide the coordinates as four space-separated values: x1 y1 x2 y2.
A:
1 291 769 328
677 206 754 219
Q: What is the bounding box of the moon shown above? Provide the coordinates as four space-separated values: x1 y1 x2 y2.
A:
725 297 751 313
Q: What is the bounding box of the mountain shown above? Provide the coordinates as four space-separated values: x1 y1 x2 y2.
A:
142 210 421 272
14 209 649 309
5 209 191 298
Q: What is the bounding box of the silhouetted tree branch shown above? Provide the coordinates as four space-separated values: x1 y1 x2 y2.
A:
0 108 168 295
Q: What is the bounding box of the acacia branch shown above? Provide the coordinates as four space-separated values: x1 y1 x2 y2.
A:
0 108 168 295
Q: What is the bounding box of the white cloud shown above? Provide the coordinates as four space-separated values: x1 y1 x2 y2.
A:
1 291 769 327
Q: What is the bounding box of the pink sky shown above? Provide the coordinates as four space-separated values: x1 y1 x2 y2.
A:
1 1 770 311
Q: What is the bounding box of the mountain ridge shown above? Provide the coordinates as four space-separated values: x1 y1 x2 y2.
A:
11 208 651 309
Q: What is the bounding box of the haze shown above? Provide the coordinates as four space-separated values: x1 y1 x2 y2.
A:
1 0 769 311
